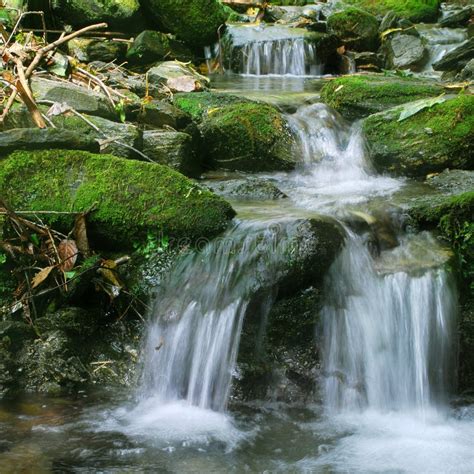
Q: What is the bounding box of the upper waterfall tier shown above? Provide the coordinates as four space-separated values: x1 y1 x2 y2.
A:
221 25 337 76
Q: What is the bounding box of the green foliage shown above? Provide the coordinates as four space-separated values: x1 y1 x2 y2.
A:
343 0 441 22
133 233 170 260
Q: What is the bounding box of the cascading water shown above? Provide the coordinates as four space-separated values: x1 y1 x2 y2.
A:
241 38 321 76
322 231 457 414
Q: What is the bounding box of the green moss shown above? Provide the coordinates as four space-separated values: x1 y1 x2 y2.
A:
344 0 441 22
321 74 444 120
143 0 228 47
200 102 296 171
327 7 380 51
0 150 235 247
363 94 474 176
173 92 247 121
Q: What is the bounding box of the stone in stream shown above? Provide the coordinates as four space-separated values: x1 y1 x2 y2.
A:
0 149 235 247
51 0 146 30
207 177 288 200
30 77 116 120
433 37 474 73
363 94 474 177
0 128 99 155
320 74 444 121
126 31 194 65
142 130 202 178
137 100 192 129
327 7 380 52
141 0 229 47
439 6 473 28
382 33 428 71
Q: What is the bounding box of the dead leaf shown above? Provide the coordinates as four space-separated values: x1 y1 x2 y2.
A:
58 239 78 272
335 85 344 93
31 266 54 289
337 45 346 55
74 214 90 256
98 259 123 289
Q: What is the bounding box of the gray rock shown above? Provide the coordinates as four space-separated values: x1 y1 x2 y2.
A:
126 30 194 65
427 169 474 196
208 177 287 200
142 130 201 178
433 37 474 72
138 100 191 129
380 11 400 32
0 128 99 156
68 38 126 63
383 33 427 71
147 62 210 93
459 58 474 80
439 6 473 28
31 77 116 120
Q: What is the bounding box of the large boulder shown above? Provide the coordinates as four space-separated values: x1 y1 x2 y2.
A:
320 74 444 121
200 101 296 172
433 37 474 73
439 5 473 28
382 33 428 71
141 0 228 47
327 7 380 52
343 0 441 23
363 94 474 177
0 150 235 247
51 0 145 30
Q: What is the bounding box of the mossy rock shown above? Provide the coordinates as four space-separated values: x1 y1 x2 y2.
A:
320 74 444 121
343 0 441 23
0 150 235 248
51 0 145 30
327 7 380 52
142 0 228 47
363 94 474 177
200 102 297 172
173 92 247 121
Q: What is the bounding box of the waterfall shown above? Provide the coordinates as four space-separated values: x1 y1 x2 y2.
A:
322 232 457 414
241 38 321 76
138 221 297 412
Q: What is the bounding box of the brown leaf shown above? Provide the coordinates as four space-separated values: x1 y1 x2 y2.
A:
74 214 90 256
58 239 78 272
31 266 54 289
98 260 123 289
337 45 346 55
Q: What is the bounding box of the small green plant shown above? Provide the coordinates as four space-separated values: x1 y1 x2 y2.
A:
134 233 169 260
0 252 6 266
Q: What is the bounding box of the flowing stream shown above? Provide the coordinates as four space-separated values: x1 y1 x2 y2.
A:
1 25 473 473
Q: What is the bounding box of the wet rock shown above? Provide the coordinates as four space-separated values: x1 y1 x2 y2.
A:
200 101 297 172
320 74 444 121
207 177 287 200
348 51 385 72
0 128 99 156
426 169 474 196
141 0 228 47
147 61 210 93
142 130 201 178
68 38 127 63
380 11 400 32
327 7 380 52
433 37 474 72
126 30 193 65
459 58 474 80
52 0 145 30
31 77 116 120
0 149 235 247
382 33 428 71
439 6 473 28
137 100 191 129
363 94 474 177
